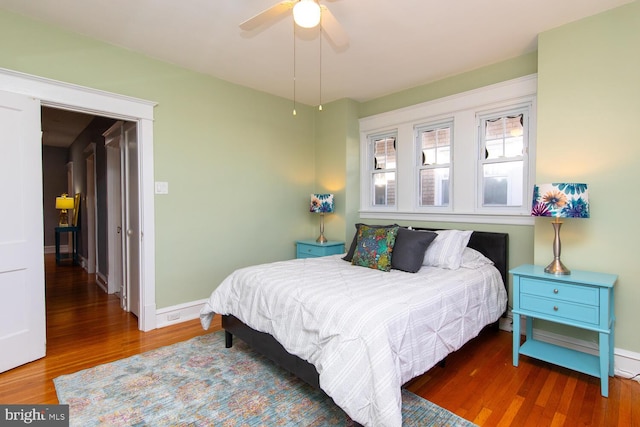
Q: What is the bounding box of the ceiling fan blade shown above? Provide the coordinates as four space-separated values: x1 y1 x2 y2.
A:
240 1 296 31
320 5 349 48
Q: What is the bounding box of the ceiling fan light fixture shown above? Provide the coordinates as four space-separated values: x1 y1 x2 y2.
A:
293 0 321 28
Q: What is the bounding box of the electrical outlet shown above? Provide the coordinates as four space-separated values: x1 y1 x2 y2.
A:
167 312 180 321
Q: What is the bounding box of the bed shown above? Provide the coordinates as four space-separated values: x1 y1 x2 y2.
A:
200 227 508 427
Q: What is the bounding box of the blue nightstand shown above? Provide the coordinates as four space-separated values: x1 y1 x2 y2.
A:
510 264 617 397
296 240 345 259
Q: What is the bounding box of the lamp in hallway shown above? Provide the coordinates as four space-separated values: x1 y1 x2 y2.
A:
56 193 75 227
531 183 589 275
310 193 334 244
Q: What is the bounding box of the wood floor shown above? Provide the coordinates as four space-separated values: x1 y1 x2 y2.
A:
1 255 638 426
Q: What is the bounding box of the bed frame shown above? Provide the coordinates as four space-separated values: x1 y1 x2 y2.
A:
223 229 509 391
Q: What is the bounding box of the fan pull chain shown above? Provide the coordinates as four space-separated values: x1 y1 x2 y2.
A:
318 21 323 111
292 19 297 116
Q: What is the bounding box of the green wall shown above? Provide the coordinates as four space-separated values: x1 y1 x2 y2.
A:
359 51 538 118
0 9 317 308
536 1 640 352
313 98 360 243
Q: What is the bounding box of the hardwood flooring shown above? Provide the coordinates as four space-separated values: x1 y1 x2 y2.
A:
0 255 638 426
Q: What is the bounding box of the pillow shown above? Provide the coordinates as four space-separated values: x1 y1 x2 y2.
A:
343 223 398 262
460 247 494 269
351 225 399 272
391 228 437 273
422 229 473 270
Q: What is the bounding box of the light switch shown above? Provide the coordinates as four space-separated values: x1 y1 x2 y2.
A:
155 181 169 194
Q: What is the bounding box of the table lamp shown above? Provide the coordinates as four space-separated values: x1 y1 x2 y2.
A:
56 193 75 227
310 194 334 244
531 183 589 275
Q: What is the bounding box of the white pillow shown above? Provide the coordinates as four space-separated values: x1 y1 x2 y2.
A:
460 247 494 269
422 230 473 269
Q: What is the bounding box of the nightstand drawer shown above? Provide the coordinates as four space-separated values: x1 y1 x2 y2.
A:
520 294 599 325
297 244 329 258
521 277 598 306
295 241 345 259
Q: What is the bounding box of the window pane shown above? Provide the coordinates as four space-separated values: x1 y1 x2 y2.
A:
420 168 449 206
373 172 396 206
484 115 523 160
482 161 523 206
421 127 450 165
373 137 396 169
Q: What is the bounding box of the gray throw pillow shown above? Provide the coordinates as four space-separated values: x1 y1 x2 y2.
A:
391 228 437 273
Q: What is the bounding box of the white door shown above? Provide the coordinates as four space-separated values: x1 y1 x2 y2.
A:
123 122 140 317
0 90 46 373
86 152 96 274
104 123 123 296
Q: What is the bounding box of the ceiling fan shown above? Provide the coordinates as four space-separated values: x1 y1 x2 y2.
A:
239 0 349 48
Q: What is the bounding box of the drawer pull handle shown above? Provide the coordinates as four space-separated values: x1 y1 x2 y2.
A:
553 306 559 311
553 289 559 294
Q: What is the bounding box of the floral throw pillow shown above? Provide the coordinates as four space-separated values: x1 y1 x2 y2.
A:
351 225 399 272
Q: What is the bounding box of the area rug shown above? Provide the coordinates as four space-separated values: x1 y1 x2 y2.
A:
54 331 476 426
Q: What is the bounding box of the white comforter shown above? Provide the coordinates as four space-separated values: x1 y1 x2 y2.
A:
200 255 507 427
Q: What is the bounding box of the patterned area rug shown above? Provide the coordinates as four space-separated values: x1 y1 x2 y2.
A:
54 331 476 426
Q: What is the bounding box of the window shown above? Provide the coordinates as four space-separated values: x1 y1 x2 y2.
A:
479 111 528 209
369 133 396 207
416 121 452 207
359 75 536 225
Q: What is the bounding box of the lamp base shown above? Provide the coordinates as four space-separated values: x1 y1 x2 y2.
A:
316 234 328 244
58 210 69 228
544 259 570 275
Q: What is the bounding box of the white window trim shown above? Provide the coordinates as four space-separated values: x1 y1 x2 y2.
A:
359 74 537 226
475 104 534 215
361 129 399 213
368 131 398 208
414 119 454 212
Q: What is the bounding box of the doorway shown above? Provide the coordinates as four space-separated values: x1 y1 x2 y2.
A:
42 108 139 317
0 68 157 331
0 70 157 373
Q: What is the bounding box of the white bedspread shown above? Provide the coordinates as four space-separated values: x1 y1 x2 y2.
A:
200 255 507 427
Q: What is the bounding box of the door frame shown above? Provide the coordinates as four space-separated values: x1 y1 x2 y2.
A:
85 144 97 274
0 67 158 331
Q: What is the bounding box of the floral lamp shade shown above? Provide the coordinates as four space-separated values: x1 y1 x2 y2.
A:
310 194 334 243
531 183 589 218
531 183 589 275
310 194 334 214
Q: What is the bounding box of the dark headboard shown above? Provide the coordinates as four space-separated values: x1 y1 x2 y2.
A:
413 228 509 290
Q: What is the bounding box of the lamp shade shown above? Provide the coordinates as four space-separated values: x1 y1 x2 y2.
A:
531 183 589 219
56 195 75 210
310 194 334 213
293 0 321 28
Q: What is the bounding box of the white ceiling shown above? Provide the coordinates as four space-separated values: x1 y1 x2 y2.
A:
1 0 632 109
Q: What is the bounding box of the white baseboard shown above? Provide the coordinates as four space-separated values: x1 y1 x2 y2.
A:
44 245 71 254
501 311 640 380
96 272 108 293
155 299 208 329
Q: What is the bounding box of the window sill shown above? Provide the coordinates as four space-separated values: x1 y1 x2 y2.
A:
359 210 535 226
